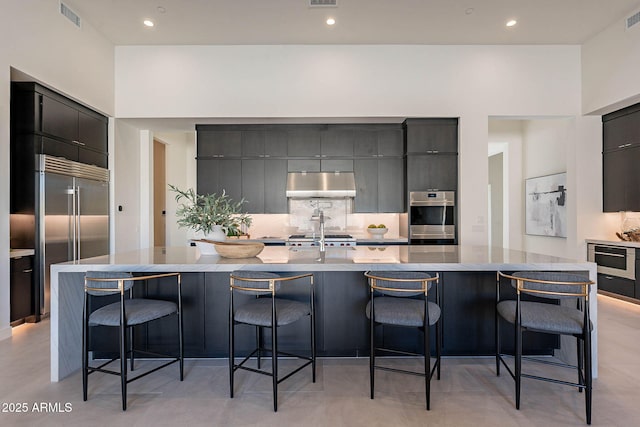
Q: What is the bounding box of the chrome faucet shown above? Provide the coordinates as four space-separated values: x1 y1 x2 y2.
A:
318 210 326 252
311 209 326 252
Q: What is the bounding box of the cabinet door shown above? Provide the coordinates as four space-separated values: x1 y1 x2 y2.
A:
241 130 265 157
78 111 108 152
264 159 288 213
407 154 458 192
378 128 404 156
40 136 79 161
405 119 458 153
288 159 320 172
597 273 635 298
321 127 354 157
10 256 34 322
78 149 108 168
41 95 78 141
197 130 242 157
603 113 640 152
241 159 265 213
287 127 321 157
378 158 405 212
321 159 353 172
354 159 378 212
197 159 242 203
353 130 378 156
264 130 288 157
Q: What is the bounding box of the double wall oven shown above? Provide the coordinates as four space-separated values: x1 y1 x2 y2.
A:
409 191 456 245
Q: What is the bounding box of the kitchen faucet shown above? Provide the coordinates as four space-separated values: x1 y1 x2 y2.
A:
311 209 326 252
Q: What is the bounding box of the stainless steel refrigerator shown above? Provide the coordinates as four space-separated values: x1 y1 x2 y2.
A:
35 155 110 318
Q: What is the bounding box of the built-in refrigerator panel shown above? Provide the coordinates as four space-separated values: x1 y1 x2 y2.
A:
76 177 109 259
38 171 74 317
35 155 110 318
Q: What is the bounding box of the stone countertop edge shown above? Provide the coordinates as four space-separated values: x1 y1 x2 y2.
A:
9 249 35 259
586 238 640 248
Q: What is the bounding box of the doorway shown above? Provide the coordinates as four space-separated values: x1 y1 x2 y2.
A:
153 139 166 247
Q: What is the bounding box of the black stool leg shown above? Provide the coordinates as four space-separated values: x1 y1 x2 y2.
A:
272 323 278 412
515 324 522 410
311 291 316 383
256 326 262 369
496 312 501 376
585 330 593 425
130 327 135 371
436 319 442 381
425 323 431 411
82 296 89 402
369 314 375 399
120 323 128 411
577 335 584 392
229 294 235 399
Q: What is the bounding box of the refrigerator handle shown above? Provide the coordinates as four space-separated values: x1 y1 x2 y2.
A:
76 185 81 261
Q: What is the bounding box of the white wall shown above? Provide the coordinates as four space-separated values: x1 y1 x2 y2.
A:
0 0 114 339
114 44 587 249
582 9 640 114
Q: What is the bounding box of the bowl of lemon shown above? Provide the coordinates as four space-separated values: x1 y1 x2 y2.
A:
366 224 388 237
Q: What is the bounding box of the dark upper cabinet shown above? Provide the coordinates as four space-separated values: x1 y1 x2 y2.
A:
603 146 640 212
404 118 458 153
353 125 404 157
11 82 108 168
287 126 322 157
354 158 405 213
242 129 288 157
242 159 288 214
196 127 242 158
603 104 640 152
41 95 78 141
602 104 640 211
407 154 458 192
196 159 242 203
320 127 354 157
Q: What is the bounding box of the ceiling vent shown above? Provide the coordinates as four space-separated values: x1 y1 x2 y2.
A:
309 0 337 7
60 2 81 28
626 10 640 30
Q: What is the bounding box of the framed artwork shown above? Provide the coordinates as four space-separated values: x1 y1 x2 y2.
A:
525 172 567 238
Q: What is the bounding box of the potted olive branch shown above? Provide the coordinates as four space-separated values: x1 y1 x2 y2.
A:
169 184 252 240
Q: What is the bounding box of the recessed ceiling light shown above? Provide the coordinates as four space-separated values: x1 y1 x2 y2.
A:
157 6 166 14
143 19 154 27
465 8 474 15
506 19 517 27
326 17 336 26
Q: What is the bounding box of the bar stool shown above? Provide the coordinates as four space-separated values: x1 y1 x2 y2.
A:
365 271 441 410
496 271 594 424
83 271 184 411
229 271 315 412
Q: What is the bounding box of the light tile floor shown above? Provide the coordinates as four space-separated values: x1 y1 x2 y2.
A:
1 294 639 426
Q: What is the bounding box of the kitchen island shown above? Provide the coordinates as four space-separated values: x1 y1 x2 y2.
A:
50 245 597 381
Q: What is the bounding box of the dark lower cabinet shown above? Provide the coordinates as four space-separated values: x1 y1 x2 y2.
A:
10 256 34 324
597 273 635 298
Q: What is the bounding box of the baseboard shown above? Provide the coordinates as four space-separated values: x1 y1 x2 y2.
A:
0 325 13 341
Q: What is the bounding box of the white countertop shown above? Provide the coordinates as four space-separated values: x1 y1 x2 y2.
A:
51 245 592 273
586 239 640 248
10 248 35 259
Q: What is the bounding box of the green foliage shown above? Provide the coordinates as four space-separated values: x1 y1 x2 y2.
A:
169 184 252 236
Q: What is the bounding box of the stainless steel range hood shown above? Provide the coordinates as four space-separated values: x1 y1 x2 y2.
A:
286 172 356 198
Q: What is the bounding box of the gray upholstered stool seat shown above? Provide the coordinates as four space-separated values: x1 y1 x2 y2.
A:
89 299 177 327
234 298 310 327
366 298 440 327
497 300 589 335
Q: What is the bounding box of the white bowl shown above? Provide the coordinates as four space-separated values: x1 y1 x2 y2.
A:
367 227 388 237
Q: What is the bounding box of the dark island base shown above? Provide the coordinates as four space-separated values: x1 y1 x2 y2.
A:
88 271 560 359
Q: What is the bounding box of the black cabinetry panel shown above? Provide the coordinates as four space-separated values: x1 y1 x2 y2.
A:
404 118 458 153
597 273 635 298
10 256 34 323
407 154 458 192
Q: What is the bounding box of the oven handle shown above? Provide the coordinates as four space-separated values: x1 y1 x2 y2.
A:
593 251 625 258
410 201 455 207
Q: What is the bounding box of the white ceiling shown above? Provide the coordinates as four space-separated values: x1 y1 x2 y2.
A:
68 0 640 46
